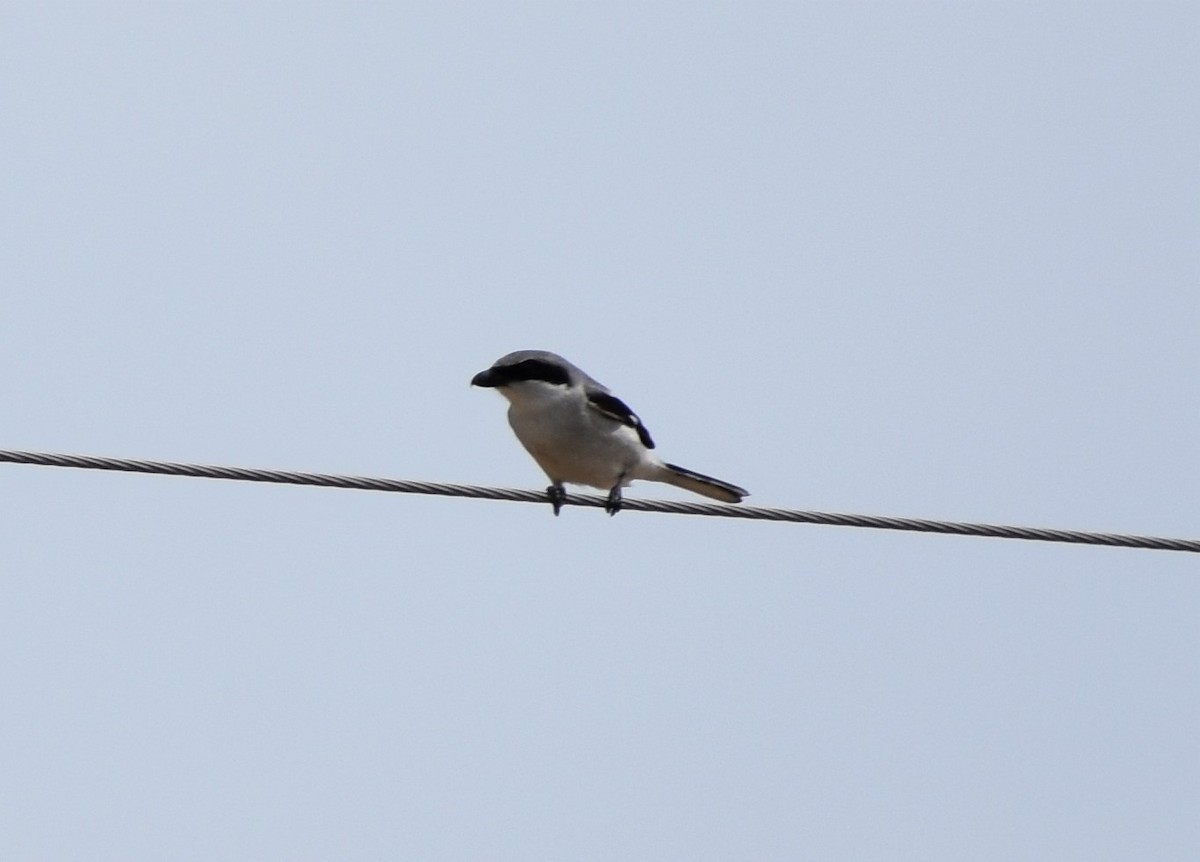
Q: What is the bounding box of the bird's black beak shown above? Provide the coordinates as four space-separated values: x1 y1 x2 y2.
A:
471 368 500 388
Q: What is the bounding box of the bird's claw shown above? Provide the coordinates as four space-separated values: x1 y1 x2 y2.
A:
605 485 623 516
547 484 566 516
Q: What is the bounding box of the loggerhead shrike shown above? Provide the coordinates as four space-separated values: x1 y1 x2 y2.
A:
471 350 748 515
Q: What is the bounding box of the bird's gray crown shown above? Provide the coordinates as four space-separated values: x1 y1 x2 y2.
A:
472 350 592 389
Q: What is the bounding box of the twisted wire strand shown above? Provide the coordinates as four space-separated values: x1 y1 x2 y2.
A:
1 449 1196 553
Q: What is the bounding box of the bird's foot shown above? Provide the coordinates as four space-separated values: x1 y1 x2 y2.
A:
605 484 623 516
547 484 566 516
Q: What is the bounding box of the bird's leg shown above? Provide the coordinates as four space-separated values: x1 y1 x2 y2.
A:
546 483 567 516
605 482 624 516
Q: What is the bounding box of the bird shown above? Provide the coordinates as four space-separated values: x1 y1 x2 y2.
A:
471 350 748 515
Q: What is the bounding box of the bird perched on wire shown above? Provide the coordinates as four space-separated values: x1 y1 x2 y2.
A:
471 350 748 515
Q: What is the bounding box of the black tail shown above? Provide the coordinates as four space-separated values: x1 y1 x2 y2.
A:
661 463 748 504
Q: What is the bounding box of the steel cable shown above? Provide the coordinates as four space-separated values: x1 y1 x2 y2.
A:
1 449 1196 553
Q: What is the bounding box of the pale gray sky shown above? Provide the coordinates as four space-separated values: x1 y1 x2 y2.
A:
1 3 1197 859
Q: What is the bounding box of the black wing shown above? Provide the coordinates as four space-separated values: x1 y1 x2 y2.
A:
586 391 655 449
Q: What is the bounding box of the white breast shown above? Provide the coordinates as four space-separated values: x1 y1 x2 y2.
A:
502 382 655 490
